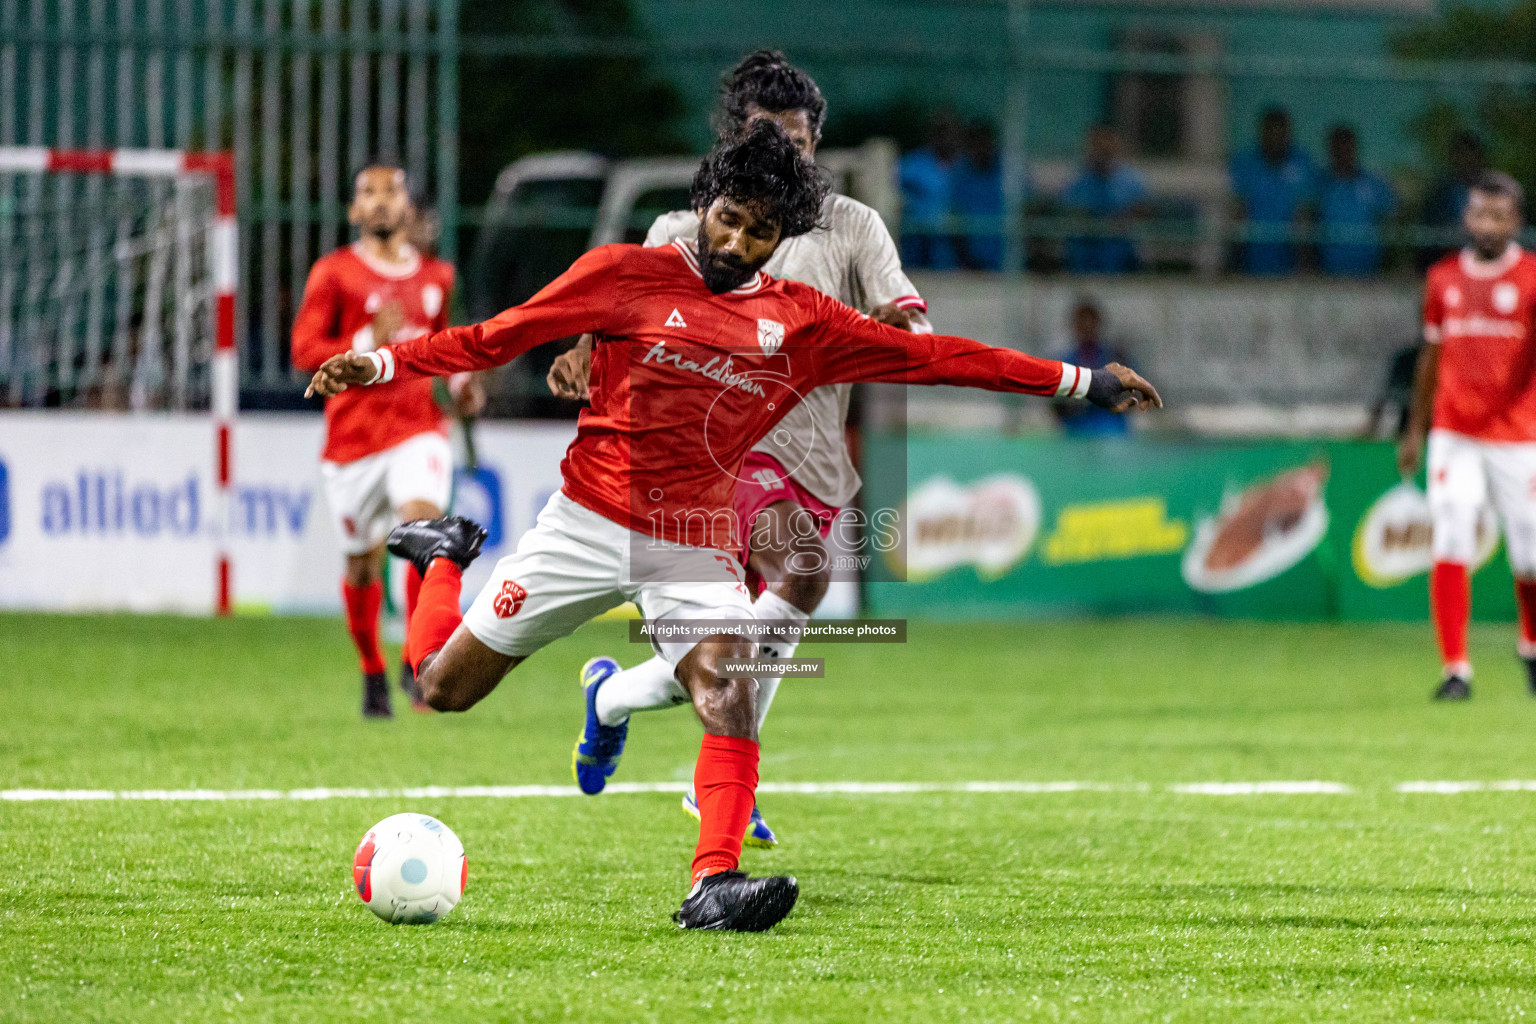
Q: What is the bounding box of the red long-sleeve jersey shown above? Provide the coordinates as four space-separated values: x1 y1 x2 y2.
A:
382 240 1075 551
291 243 455 462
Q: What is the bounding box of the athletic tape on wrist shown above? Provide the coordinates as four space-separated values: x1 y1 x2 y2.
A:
361 348 396 385
1055 364 1092 399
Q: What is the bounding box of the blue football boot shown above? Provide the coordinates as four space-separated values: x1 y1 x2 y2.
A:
682 783 779 849
572 657 626 794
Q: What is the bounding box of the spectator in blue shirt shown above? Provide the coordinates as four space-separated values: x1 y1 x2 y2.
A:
1059 124 1150 274
951 119 1006 271
1316 124 1396 276
1053 299 1131 437
1230 107 1316 275
899 113 961 269
1418 130 1487 271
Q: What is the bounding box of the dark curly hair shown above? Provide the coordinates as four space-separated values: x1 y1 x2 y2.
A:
717 50 826 143
689 119 830 239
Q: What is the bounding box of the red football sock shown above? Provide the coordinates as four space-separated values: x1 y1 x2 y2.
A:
342 580 387 676
691 734 760 882
402 562 424 665
1431 561 1471 674
408 558 463 675
1515 580 1536 658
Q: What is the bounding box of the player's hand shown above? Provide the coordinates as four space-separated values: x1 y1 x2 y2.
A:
1397 429 1425 478
451 373 487 418
869 302 916 332
372 300 406 346
1085 362 1163 413
305 352 376 398
547 343 592 401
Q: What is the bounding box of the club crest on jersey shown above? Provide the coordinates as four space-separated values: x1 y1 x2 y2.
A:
1495 282 1520 314
757 318 785 356
422 283 444 318
1445 285 1461 308
665 308 687 329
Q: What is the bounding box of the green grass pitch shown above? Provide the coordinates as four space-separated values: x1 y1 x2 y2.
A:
5 612 1536 1022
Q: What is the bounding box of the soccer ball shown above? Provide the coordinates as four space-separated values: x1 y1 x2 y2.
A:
352 812 466 924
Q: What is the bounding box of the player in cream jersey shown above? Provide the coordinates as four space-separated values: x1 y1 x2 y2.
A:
547 52 928 847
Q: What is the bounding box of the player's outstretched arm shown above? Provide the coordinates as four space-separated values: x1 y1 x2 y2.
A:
377 245 624 381
807 295 1161 412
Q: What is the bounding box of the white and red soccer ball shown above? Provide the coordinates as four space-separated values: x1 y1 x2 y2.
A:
352 813 466 924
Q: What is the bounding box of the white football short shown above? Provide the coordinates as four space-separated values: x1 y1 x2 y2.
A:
462 491 757 665
1428 428 1536 575
321 430 453 556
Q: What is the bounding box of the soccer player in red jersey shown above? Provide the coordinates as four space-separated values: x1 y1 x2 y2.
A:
548 51 927 847
307 123 1159 930
1400 172 1536 701
291 165 482 718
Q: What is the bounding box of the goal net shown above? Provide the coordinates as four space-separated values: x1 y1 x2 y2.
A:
0 150 236 411
0 148 238 612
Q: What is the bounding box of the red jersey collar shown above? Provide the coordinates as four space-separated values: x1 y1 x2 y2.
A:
670 238 769 296
1459 242 1523 280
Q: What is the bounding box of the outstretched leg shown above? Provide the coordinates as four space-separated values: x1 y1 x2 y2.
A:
387 517 518 712
395 497 441 707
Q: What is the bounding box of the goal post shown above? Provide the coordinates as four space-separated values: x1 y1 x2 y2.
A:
0 147 238 614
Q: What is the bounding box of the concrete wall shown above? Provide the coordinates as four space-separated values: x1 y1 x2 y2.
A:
911 270 1419 409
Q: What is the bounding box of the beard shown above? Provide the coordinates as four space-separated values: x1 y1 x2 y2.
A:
1471 233 1510 261
695 222 760 294
365 211 404 241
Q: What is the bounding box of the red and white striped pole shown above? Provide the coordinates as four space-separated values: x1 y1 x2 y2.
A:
186 153 238 616
0 148 239 615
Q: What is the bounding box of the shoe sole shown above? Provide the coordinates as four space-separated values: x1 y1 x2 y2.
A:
681 795 778 849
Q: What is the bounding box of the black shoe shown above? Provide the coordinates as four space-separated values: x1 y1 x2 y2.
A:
1433 675 1471 701
1525 658 1536 697
362 671 393 718
673 871 798 932
386 516 487 577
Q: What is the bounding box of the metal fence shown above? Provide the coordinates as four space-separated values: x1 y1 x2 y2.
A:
3 0 459 401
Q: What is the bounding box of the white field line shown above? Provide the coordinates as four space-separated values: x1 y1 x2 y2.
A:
3 780 1533 803
1394 780 1536 793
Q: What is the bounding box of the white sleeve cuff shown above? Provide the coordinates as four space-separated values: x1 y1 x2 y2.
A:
1055 364 1092 399
360 348 396 385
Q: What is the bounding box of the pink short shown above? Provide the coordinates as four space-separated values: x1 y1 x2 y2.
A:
733 451 842 593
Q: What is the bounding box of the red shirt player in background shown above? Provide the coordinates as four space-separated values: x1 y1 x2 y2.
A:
306 122 1160 930
1400 172 1536 702
291 165 483 718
